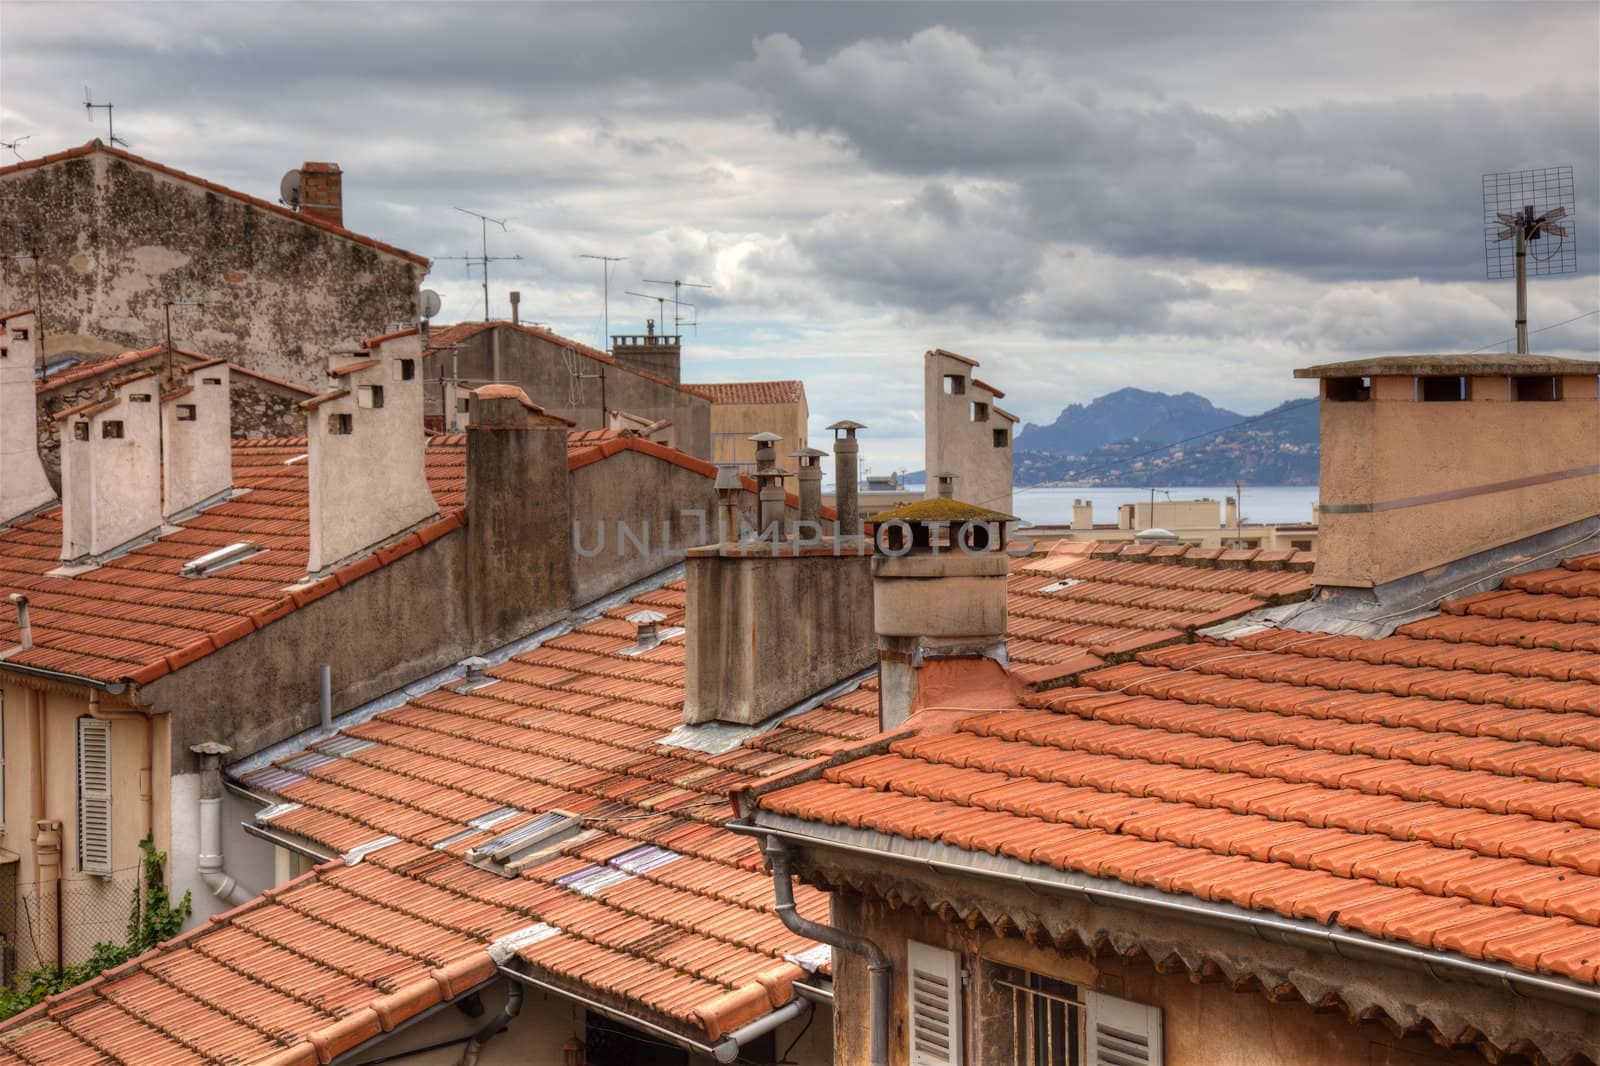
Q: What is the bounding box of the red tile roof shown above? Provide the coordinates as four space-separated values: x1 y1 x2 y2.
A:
0 141 429 267
37 345 318 397
679 380 807 406
757 547 1600 998
0 432 718 687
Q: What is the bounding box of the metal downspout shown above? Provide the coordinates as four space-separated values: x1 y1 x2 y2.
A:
764 835 891 1066
191 742 258 907
458 972 523 1066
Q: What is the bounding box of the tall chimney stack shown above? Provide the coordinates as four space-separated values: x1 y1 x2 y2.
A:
510 291 521 326
792 448 826 531
828 420 865 539
748 432 789 537
935 471 957 499
56 372 163 561
298 162 344 228
161 361 233 519
610 320 682 385
0 310 57 524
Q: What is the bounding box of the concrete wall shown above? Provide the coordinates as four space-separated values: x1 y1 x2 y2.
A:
1316 373 1600 588
707 400 810 470
924 351 1013 514
1 312 56 522
0 148 425 385
426 326 712 459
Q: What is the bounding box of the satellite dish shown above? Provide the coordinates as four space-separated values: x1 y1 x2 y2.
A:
420 289 442 319
279 169 302 209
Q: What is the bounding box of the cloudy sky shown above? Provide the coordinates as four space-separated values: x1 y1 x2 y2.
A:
3 2 1597 473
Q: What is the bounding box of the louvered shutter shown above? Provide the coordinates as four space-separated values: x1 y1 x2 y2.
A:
77 718 112 876
907 939 963 1066
1086 990 1163 1066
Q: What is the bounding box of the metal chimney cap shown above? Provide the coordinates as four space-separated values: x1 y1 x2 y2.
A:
627 609 668 625
747 431 783 444
791 447 827 458
714 463 744 490
190 741 234 756
826 419 866 431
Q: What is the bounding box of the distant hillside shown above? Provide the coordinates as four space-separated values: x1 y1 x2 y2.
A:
1016 388 1243 457
1015 397 1319 487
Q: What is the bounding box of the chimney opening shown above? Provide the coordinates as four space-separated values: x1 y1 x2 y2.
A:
0 347 8 359
992 427 1009 448
73 421 90 441
101 420 124 439
1325 376 1371 402
13 328 27 340
1416 375 1468 402
176 404 197 422
397 358 416 381
943 374 966 395
1511 375 1560 402
129 393 152 403
202 376 223 386
358 384 385 409
328 412 353 435
970 401 989 422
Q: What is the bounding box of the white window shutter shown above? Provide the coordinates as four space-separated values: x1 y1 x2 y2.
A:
907 939 963 1066
1086 990 1163 1066
77 718 112 876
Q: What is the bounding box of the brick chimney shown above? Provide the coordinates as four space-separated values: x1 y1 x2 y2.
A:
873 498 1017 730
161 361 232 519
57 372 163 561
1 310 56 524
465 384 575 646
611 320 681 385
1298 353 1600 590
681 450 874 727
302 330 436 572
298 162 344 228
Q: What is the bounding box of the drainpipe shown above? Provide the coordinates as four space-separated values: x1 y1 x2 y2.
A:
458 973 524 1066
191 742 257 907
763 835 890 1066
320 662 332 732
89 691 154 843
34 819 62 970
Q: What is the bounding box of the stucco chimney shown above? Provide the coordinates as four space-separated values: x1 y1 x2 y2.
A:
925 348 1014 514
302 330 437 573
161 361 232 519
1071 498 1093 531
57 372 163 561
828 420 864 538
1224 496 1238 530
298 162 344 228
873 498 1017 730
792 447 826 530
0 310 57 524
935 471 957 499
610 320 682 385
748 432 789 537
1297 353 1600 590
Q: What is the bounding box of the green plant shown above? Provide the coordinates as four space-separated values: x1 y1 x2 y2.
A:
0 837 191 1020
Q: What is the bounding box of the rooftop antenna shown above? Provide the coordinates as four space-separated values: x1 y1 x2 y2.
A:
641 277 710 334
624 290 668 331
434 207 523 321
83 87 129 148
1483 166 1577 354
161 296 208 382
579 253 627 353
0 135 29 161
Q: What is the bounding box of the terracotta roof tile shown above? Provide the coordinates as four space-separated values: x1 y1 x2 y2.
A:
679 380 806 406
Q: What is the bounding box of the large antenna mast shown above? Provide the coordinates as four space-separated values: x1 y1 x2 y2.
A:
0 135 29 161
580 253 627 353
434 207 524 321
1483 166 1577 354
83 88 129 147
642 277 710 333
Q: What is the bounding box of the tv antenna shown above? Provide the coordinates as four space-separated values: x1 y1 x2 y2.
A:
434 207 523 321
625 290 697 336
641 277 710 333
1483 166 1577 354
161 296 208 381
83 88 129 147
580 253 627 353
0 135 29 161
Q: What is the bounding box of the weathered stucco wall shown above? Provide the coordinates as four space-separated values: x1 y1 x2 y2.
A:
426 326 712 458
925 351 1013 513
0 148 425 385
707 399 810 468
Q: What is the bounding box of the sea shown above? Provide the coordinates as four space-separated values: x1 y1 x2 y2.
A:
1012 485 1320 527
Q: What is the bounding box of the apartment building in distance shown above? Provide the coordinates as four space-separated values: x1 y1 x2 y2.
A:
685 378 810 471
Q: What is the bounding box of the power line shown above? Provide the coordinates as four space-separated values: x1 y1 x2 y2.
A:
1465 308 1599 353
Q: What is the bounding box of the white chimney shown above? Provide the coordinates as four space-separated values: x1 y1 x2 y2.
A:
162 360 233 519
57 371 163 561
303 330 437 573
0 310 57 524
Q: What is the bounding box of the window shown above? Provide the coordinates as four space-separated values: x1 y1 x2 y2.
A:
994 428 1010 448
176 404 197 422
1511 375 1560 402
944 374 967 396
358 384 384 409
909 940 963 1066
328 412 353 435
1417 376 1468 402
12 328 27 341
73 422 90 441
202 376 223 386
988 961 1164 1066
101 420 124 439
129 393 151 403
0 347 8 360
77 718 112 876
971 402 990 422
397 358 416 381
1291 538 1313 551
1324 376 1370 402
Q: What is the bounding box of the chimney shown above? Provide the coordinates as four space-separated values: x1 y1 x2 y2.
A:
1298 353 1600 590
1071 498 1093 531
298 162 344 228
509 291 521 326
1224 495 1238 530
302 330 437 573
161 361 233 519
443 378 473 431
465 384 574 646
715 463 744 543
935 471 958 499
747 432 789 536
873 497 1017 731
57 371 163 562
610 320 682 385
7 594 31 652
0 310 57 524
925 348 1014 514
792 448 826 530
828 420 865 538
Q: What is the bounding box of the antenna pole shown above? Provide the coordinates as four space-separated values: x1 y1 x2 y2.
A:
580 254 627 353
441 207 520 322
1515 209 1529 354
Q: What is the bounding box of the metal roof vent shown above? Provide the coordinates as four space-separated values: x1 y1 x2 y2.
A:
622 609 683 656
180 541 263 578
455 655 492 692
1133 527 1179 544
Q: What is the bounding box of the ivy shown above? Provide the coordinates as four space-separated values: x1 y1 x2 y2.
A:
0 837 192 1020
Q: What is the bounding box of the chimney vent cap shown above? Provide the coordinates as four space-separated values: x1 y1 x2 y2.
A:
747 431 783 444
713 463 744 491
791 447 827 458
827 419 866 431
627 609 668 625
